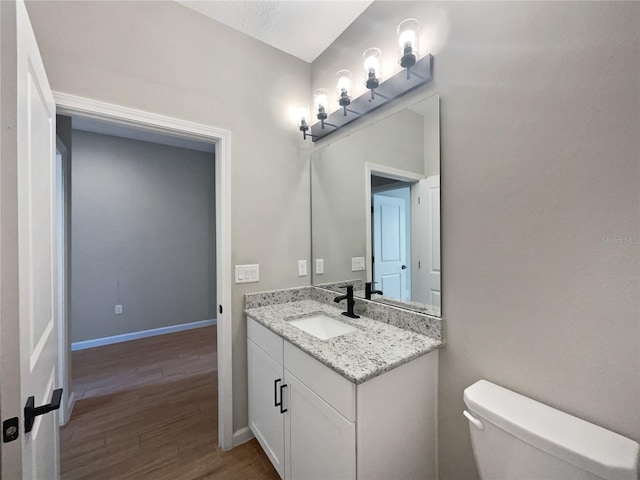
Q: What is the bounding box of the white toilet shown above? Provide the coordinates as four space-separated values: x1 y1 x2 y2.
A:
463 380 640 480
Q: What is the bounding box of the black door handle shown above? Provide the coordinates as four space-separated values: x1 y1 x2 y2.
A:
274 379 282 407
401 265 407 269
279 384 288 414
24 388 62 433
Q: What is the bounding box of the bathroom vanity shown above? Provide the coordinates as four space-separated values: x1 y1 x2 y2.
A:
245 287 442 480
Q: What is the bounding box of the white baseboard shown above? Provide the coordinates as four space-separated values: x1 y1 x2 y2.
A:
71 319 217 351
232 426 255 447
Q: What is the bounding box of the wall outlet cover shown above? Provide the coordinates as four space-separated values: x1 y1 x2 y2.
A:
351 257 366 272
235 264 260 283
115 304 123 315
315 259 324 275
298 260 307 277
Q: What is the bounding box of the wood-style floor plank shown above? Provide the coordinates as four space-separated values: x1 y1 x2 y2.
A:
61 326 279 480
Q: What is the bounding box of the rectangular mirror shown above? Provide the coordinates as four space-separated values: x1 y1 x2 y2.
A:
311 93 441 317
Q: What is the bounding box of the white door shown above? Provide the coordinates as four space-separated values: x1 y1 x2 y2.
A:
418 176 441 307
373 194 408 300
1 1 60 478
248 340 285 478
284 370 355 480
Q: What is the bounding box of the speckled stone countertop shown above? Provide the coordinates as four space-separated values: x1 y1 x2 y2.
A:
245 299 441 385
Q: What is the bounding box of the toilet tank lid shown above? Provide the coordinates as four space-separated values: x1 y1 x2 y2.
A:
464 380 640 480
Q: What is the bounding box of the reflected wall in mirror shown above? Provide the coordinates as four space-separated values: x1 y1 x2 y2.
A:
311 93 440 317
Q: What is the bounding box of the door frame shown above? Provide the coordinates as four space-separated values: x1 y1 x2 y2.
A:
55 138 72 426
52 92 234 450
364 163 424 284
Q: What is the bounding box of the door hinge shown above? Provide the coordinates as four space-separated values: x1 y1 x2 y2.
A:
371 206 374 214
418 261 421 269
3 417 19 443
219 305 223 314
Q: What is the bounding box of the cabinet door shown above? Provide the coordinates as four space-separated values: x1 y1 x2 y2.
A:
284 370 356 480
248 339 285 478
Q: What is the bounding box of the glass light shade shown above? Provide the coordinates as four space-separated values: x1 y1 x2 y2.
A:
335 70 353 98
313 89 329 114
397 18 420 66
295 104 310 125
363 48 382 83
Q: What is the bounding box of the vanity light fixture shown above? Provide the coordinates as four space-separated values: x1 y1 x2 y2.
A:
397 18 420 79
363 48 382 100
336 70 353 116
296 17 432 142
296 104 315 140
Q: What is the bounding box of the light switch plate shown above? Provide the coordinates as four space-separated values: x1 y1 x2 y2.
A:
315 259 324 275
235 264 260 283
298 260 307 277
351 257 365 272
115 305 123 315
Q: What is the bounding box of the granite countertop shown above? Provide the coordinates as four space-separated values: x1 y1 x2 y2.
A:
245 299 442 385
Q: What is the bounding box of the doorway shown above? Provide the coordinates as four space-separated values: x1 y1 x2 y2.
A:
371 178 412 301
55 114 220 477
365 162 441 306
53 93 234 454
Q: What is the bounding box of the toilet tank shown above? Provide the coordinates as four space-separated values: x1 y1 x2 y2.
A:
463 380 640 480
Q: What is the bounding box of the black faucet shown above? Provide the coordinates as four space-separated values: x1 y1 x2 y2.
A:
365 282 383 300
334 285 360 319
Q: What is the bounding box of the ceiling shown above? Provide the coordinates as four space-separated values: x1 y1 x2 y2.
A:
176 1 374 63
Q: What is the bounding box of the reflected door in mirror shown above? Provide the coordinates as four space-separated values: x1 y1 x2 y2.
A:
373 191 409 301
416 176 440 307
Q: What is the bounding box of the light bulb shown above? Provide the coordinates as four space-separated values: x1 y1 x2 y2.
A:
336 70 352 116
397 18 420 72
336 70 352 98
296 104 312 140
363 48 382 99
313 89 329 115
296 104 310 125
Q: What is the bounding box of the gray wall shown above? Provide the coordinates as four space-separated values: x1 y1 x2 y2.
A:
25 0 311 431
312 2 639 479
71 130 215 343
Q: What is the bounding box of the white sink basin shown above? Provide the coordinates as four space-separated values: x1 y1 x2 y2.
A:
288 314 358 340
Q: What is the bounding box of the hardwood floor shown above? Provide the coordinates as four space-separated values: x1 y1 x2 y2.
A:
62 326 279 480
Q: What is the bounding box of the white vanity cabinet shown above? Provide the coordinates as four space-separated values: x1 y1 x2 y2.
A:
247 317 438 480
247 338 286 477
283 340 356 480
284 371 356 479
248 318 355 480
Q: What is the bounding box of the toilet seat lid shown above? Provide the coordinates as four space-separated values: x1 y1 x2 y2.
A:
464 380 640 480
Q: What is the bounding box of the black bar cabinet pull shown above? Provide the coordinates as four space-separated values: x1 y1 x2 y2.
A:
279 384 288 414
24 388 63 433
274 379 282 407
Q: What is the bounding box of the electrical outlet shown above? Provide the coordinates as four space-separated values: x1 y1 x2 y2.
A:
115 304 123 315
298 260 307 277
351 257 365 271
315 259 324 275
